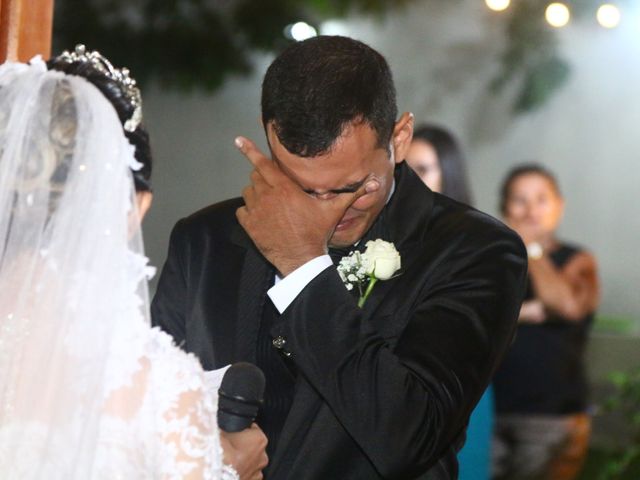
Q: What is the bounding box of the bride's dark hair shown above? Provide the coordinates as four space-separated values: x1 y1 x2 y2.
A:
46 57 153 193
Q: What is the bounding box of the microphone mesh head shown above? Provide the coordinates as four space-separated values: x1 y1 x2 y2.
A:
218 363 266 432
219 362 265 404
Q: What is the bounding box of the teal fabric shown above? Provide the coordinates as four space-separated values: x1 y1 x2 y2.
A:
458 387 494 480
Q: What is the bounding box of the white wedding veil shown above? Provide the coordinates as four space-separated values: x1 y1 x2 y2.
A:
0 58 230 479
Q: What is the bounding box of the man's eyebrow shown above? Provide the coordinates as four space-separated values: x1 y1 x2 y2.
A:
303 177 368 196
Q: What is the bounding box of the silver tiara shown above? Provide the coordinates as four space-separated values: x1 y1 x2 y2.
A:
56 44 143 132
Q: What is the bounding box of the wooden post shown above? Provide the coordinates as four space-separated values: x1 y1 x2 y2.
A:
0 0 54 63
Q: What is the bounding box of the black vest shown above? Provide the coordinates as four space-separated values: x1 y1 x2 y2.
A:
493 244 594 415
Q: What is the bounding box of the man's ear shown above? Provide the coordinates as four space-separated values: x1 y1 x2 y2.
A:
391 112 414 165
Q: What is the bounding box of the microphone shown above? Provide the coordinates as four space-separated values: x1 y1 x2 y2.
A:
217 362 266 432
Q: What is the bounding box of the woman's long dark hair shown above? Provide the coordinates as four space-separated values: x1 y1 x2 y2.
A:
47 57 152 192
412 124 472 205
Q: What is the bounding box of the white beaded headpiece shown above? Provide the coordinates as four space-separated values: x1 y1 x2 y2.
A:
56 44 143 132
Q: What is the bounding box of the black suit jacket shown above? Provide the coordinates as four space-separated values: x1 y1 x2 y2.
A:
151 163 528 479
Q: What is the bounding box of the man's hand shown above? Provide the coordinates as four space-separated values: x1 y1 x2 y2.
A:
220 423 269 480
235 136 372 276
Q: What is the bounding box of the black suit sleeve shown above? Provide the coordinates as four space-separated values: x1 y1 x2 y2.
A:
151 219 189 346
272 227 527 478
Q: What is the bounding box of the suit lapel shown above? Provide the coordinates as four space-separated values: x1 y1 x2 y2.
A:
229 225 314 477
230 226 273 363
384 162 433 253
359 163 434 320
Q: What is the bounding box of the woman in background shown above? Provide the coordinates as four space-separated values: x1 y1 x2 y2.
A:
406 124 473 205
492 164 599 480
406 124 492 480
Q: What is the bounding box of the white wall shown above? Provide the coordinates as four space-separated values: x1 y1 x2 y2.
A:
143 0 640 322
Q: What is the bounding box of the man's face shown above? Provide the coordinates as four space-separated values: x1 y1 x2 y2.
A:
267 122 397 248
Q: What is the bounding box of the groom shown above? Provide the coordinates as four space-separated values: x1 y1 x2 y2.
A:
152 36 527 479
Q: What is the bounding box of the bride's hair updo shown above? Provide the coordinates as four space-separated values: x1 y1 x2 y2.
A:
47 55 153 193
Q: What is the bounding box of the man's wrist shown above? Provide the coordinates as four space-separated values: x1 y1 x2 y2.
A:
275 249 326 277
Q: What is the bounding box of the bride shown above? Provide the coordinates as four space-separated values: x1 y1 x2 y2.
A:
0 48 267 479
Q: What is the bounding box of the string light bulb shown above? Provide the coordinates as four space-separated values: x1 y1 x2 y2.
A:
283 21 317 41
597 4 621 29
545 3 571 28
485 0 510 12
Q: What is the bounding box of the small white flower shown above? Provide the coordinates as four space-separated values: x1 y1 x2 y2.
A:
338 269 348 283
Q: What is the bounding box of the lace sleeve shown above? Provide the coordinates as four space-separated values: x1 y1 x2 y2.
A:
101 328 239 480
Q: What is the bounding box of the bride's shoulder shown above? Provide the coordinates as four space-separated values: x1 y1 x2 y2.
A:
145 326 207 379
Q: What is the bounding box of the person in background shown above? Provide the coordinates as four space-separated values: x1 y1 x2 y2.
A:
405 124 473 205
492 164 600 480
406 124 493 480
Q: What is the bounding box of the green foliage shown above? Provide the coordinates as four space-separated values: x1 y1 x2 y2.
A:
598 368 640 479
490 0 563 112
50 0 637 111
593 315 638 335
52 0 416 92
232 0 304 51
514 56 570 112
53 1 250 91
489 0 637 112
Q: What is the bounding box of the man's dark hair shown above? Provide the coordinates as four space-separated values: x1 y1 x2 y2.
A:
261 36 397 157
500 163 561 214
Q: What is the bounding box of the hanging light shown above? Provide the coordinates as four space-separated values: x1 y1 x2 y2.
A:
283 21 318 42
485 0 510 12
545 3 571 28
596 4 621 29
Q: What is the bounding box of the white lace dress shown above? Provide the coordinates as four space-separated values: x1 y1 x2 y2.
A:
0 268 237 479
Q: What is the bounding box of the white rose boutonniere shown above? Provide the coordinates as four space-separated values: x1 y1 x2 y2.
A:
363 239 402 280
337 239 401 308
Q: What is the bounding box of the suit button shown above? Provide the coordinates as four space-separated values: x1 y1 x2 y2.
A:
272 336 287 349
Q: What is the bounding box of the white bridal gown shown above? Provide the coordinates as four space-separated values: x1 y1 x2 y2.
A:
0 58 236 479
